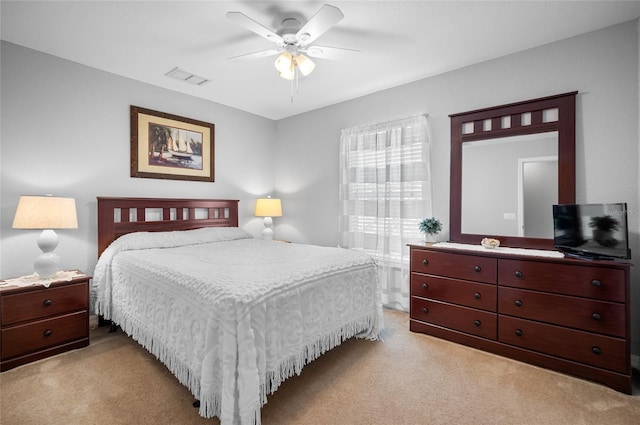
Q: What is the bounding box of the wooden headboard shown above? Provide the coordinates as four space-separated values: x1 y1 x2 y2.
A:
97 197 239 256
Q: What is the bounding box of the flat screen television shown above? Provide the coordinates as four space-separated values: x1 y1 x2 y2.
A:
552 203 631 260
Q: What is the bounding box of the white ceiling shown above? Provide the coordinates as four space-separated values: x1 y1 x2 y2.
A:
2 1 640 120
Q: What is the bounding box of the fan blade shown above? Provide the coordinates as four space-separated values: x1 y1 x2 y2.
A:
296 4 344 46
303 45 360 60
228 49 281 61
226 11 284 45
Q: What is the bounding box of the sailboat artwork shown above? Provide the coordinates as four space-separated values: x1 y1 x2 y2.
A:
168 128 194 161
148 123 204 171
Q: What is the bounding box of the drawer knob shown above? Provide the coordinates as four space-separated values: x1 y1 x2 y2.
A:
422 307 429 314
474 292 481 299
43 330 52 337
474 266 481 272
43 299 52 306
515 300 523 307
422 283 429 290
591 279 602 287
592 313 602 321
515 329 523 337
514 271 523 278
474 320 481 327
422 259 429 266
592 346 602 355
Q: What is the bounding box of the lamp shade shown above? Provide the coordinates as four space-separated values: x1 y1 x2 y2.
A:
279 68 296 81
295 54 315 76
274 52 293 73
254 198 282 217
12 196 78 229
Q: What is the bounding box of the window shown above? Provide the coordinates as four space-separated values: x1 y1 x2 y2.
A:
339 115 432 310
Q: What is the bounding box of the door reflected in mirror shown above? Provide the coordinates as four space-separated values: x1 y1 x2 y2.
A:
461 131 558 238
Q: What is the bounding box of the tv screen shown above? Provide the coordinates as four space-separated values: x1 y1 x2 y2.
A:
552 203 630 260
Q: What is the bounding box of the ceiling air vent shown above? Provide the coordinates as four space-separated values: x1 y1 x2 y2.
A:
165 67 210 86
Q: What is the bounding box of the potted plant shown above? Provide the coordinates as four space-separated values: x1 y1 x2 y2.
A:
588 215 620 247
419 217 442 242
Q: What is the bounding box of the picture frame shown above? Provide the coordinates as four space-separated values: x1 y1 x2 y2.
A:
130 105 215 182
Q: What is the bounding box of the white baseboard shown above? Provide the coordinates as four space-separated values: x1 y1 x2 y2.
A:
632 354 640 370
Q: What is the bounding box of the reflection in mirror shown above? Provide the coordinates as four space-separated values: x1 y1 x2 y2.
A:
461 132 558 238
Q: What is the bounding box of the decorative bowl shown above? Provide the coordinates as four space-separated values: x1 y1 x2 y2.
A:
481 238 500 249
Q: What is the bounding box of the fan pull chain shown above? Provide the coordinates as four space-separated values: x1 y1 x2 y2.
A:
290 64 300 103
290 74 294 103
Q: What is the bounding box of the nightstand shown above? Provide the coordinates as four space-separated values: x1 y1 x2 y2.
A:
0 270 90 371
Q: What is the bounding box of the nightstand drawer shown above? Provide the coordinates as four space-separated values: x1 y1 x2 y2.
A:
1 282 88 325
1 311 88 359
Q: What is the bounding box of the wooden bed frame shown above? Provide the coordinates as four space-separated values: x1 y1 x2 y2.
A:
97 197 239 256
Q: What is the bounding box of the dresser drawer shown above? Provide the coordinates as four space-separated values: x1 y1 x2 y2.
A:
1 311 88 359
411 297 497 340
498 259 625 302
1 282 88 325
498 287 625 337
411 250 497 283
411 273 497 312
498 316 627 373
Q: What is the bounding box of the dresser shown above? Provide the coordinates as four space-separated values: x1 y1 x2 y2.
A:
0 271 90 371
409 244 632 394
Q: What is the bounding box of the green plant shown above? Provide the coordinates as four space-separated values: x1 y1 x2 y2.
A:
588 215 619 232
419 217 442 235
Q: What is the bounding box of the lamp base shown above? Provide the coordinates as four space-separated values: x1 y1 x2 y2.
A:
262 216 274 241
34 229 60 278
34 252 60 278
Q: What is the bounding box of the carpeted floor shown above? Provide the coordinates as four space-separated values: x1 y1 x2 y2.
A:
2 309 640 425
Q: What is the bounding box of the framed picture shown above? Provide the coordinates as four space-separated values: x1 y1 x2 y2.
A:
130 105 215 182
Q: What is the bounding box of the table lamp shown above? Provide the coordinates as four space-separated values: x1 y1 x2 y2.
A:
12 195 78 278
254 197 282 240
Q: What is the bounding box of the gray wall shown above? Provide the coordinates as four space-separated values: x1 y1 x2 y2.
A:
1 20 639 359
0 41 277 279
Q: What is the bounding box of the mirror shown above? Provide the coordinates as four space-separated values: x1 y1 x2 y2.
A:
462 132 558 238
450 92 577 250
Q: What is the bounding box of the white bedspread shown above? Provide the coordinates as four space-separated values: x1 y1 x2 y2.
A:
93 227 383 425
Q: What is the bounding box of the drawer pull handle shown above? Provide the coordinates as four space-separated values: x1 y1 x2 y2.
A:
474 320 481 327
591 279 602 287
474 292 481 299
474 266 481 272
422 283 429 290
515 300 523 307
422 259 429 266
43 330 52 337
592 313 602 321
515 329 523 337
515 271 523 278
422 307 429 314
43 299 52 306
592 346 602 355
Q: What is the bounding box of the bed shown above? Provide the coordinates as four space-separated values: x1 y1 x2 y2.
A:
92 197 383 425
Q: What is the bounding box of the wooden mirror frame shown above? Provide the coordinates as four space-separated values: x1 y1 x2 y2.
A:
449 92 577 250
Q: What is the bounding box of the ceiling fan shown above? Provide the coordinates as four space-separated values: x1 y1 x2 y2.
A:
226 4 358 81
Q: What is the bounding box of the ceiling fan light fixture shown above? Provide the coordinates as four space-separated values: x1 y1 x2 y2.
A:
274 52 293 73
279 60 296 80
294 54 315 76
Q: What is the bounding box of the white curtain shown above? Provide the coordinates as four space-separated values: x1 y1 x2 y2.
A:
339 115 432 311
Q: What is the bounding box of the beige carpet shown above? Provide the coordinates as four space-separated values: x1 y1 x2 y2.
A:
2 309 639 425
